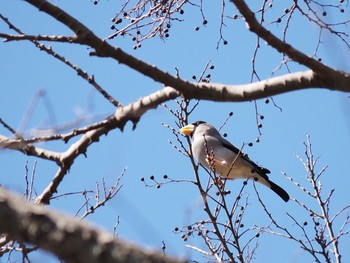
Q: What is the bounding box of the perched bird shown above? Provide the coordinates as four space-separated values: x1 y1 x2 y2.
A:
180 121 289 202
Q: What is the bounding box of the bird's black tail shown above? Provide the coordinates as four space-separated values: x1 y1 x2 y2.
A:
268 180 290 202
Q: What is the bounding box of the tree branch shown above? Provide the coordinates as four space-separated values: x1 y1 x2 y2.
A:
0 135 61 164
35 86 179 204
24 0 350 98
184 70 347 101
0 189 185 263
229 0 350 88
0 33 77 43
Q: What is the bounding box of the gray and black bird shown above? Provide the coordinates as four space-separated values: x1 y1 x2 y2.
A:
180 121 289 202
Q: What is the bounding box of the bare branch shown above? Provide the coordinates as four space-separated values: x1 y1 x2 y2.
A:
79 168 126 220
0 135 61 164
0 33 77 43
35 86 179 204
229 0 349 88
24 0 350 99
0 14 121 108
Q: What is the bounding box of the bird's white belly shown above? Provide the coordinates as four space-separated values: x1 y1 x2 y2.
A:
195 144 254 180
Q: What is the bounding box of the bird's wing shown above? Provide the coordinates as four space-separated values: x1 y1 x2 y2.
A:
218 137 271 179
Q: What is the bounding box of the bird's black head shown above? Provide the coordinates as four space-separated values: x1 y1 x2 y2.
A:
192 121 206 127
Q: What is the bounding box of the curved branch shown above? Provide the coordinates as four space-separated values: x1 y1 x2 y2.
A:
24 0 350 97
0 189 185 263
229 0 348 85
185 70 343 101
35 86 179 204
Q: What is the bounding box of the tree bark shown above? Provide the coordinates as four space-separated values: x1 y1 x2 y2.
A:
0 189 186 263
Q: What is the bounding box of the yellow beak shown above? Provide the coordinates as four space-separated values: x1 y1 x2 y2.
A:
180 124 195 136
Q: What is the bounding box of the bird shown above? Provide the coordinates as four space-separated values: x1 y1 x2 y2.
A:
180 121 289 202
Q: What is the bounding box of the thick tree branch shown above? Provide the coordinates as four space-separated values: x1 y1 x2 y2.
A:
24 0 350 97
185 70 342 101
0 189 185 263
24 0 195 92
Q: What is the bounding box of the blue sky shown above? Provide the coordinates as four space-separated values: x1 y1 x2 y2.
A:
1 1 350 262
